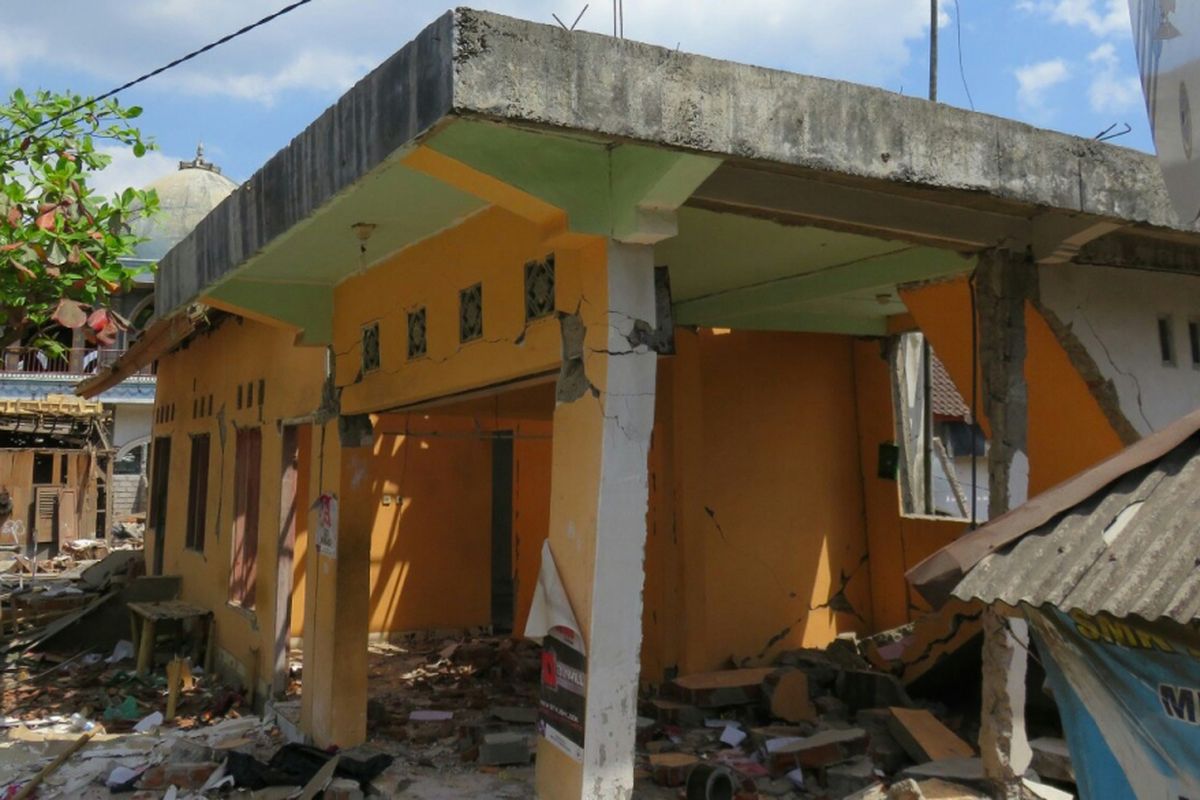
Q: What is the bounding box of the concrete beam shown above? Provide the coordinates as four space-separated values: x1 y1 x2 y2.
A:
690 166 1031 251
1031 214 1123 265
1074 230 1200 275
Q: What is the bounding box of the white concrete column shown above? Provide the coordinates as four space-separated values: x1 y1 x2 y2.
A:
980 613 1033 796
536 240 658 800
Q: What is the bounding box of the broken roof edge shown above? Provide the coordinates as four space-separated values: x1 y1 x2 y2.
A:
75 305 208 400
907 406 1200 607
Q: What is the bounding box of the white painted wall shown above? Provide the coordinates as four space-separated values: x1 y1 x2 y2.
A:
111 403 153 450
1040 263 1200 436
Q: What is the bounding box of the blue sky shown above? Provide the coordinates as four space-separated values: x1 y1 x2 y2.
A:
0 0 1151 193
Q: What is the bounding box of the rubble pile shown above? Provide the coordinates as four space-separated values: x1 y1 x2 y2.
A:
1 548 144 649
630 643 1071 800
361 635 542 771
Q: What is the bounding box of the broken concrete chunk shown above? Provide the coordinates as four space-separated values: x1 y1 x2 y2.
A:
768 669 817 723
887 707 974 763
766 726 869 774
490 706 537 725
648 752 699 787
650 698 705 727
479 732 532 766
1029 736 1074 784
324 777 366 800
917 778 991 799
826 755 878 796
887 778 925 800
901 757 985 783
137 762 219 791
838 669 914 713
670 667 775 708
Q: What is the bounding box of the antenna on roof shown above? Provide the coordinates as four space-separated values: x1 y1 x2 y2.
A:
553 3 589 31
612 0 624 38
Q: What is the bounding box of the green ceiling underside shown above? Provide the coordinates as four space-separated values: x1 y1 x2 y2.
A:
661 208 974 333
203 120 974 343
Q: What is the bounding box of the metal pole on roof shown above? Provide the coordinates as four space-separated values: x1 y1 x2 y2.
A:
929 0 939 101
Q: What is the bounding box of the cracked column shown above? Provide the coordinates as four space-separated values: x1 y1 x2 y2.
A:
300 416 372 748
975 249 1034 797
536 240 659 800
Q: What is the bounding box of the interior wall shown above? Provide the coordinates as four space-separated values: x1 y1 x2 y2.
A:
900 276 1123 498
648 328 874 677
851 339 966 630
360 407 553 636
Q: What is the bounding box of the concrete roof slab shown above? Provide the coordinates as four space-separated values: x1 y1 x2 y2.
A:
153 7 1195 339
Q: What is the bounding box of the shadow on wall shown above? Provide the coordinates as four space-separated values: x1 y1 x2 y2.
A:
359 411 553 636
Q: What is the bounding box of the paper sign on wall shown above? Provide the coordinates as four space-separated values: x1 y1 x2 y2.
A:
315 493 338 558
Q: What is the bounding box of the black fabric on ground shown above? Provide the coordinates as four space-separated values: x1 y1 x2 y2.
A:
226 744 393 790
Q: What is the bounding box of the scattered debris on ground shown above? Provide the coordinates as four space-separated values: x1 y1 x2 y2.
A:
1 616 1073 797
628 638 1076 799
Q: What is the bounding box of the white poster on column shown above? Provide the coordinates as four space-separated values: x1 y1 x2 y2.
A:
315 493 338 558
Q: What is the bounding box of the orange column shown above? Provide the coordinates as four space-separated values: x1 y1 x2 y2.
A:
300 418 370 748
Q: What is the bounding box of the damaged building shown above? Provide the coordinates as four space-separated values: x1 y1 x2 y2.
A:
72 9 1200 798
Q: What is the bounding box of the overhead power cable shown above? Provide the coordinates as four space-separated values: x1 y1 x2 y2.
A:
0 0 316 148
954 0 975 111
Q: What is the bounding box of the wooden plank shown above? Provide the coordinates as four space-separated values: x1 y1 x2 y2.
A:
673 668 776 690
672 667 776 708
887 707 975 763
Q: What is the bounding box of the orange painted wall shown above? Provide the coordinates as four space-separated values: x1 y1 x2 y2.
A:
649 329 874 677
851 339 966 630
899 276 1123 497
357 408 553 636
151 316 327 691
333 206 576 415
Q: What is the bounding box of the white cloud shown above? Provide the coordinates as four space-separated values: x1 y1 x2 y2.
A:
0 1 949 105
1017 0 1130 36
1086 43 1144 113
1016 58 1071 109
0 31 45 81
88 146 186 200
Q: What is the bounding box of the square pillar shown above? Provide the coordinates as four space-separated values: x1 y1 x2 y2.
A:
535 240 658 800
300 417 371 748
976 249 1035 796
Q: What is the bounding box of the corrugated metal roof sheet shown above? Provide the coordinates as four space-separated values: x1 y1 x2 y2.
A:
953 437 1200 623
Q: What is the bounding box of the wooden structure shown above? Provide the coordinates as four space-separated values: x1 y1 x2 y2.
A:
0 396 110 553
128 599 214 676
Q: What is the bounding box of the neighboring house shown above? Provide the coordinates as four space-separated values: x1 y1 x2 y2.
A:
77 10 1200 798
1 148 236 547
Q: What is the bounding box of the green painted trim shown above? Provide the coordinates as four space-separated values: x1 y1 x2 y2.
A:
428 120 720 240
208 279 333 346
674 246 972 322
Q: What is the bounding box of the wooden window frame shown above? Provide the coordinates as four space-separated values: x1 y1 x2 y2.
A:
185 434 211 552
229 427 262 610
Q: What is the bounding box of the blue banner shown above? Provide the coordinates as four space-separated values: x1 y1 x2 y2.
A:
1028 608 1200 799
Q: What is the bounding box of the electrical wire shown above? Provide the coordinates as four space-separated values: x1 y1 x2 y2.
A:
954 0 975 111
0 0 316 148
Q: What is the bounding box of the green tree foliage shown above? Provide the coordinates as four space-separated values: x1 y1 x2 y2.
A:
0 89 159 355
